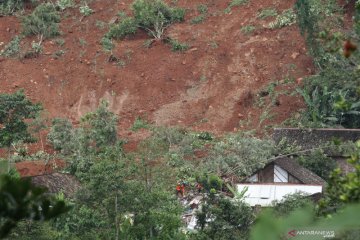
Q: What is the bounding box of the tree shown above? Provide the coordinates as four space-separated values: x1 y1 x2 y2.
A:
297 150 337 181
80 100 118 149
203 133 275 180
193 193 254 240
294 0 360 128
0 90 42 172
318 140 360 215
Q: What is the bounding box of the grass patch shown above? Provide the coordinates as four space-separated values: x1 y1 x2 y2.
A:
241 25 255 35
191 14 206 24
257 8 277 19
225 0 248 13
168 39 189 52
131 117 150 131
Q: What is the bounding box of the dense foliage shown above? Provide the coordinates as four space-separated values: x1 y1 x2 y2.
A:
22 3 61 39
0 174 69 238
193 194 254 240
295 0 360 128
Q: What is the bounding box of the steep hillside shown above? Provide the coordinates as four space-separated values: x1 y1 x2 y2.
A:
0 0 313 133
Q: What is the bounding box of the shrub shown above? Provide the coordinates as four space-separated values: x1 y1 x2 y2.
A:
191 14 206 24
167 38 189 52
106 17 138 40
56 0 74 11
22 3 61 38
0 35 22 57
225 0 248 13
268 9 296 29
79 4 93 16
0 0 26 15
101 37 114 52
241 25 256 34
197 4 208 14
131 117 150 131
257 8 277 19
272 192 313 217
106 0 185 40
132 0 185 39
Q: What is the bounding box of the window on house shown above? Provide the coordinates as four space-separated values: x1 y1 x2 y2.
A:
247 173 258 183
274 165 288 183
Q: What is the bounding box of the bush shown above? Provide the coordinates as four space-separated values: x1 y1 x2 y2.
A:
106 17 138 40
0 35 22 57
22 3 61 38
257 8 277 19
272 192 313 217
0 0 28 16
79 4 93 16
56 0 74 11
268 9 296 29
225 0 248 13
167 38 189 52
241 25 256 34
191 14 206 24
106 0 185 40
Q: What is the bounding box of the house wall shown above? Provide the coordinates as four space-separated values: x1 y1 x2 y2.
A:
258 163 274 183
237 184 323 207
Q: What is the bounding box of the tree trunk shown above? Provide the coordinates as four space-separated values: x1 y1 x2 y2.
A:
115 194 119 240
7 147 11 173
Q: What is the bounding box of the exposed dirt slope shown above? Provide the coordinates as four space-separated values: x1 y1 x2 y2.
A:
0 0 313 135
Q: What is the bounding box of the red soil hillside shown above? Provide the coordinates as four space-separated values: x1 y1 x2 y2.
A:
0 0 313 134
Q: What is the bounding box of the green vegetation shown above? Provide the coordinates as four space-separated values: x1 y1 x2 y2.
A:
130 117 150 131
190 14 206 24
0 35 21 58
0 174 69 238
252 142 360 240
79 4 93 16
105 0 185 44
168 38 189 52
0 0 34 16
21 3 61 39
225 0 248 13
193 193 254 239
268 8 296 29
190 4 208 24
56 0 75 11
272 192 313 217
0 90 42 172
241 25 256 34
1 1 360 239
257 8 277 19
294 0 360 128
298 149 337 181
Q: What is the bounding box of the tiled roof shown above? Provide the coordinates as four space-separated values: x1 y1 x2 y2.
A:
30 172 80 198
273 157 326 185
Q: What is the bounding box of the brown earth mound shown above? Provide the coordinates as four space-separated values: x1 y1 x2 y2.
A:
0 0 313 136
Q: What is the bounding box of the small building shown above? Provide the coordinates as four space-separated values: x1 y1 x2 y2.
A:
237 157 325 207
